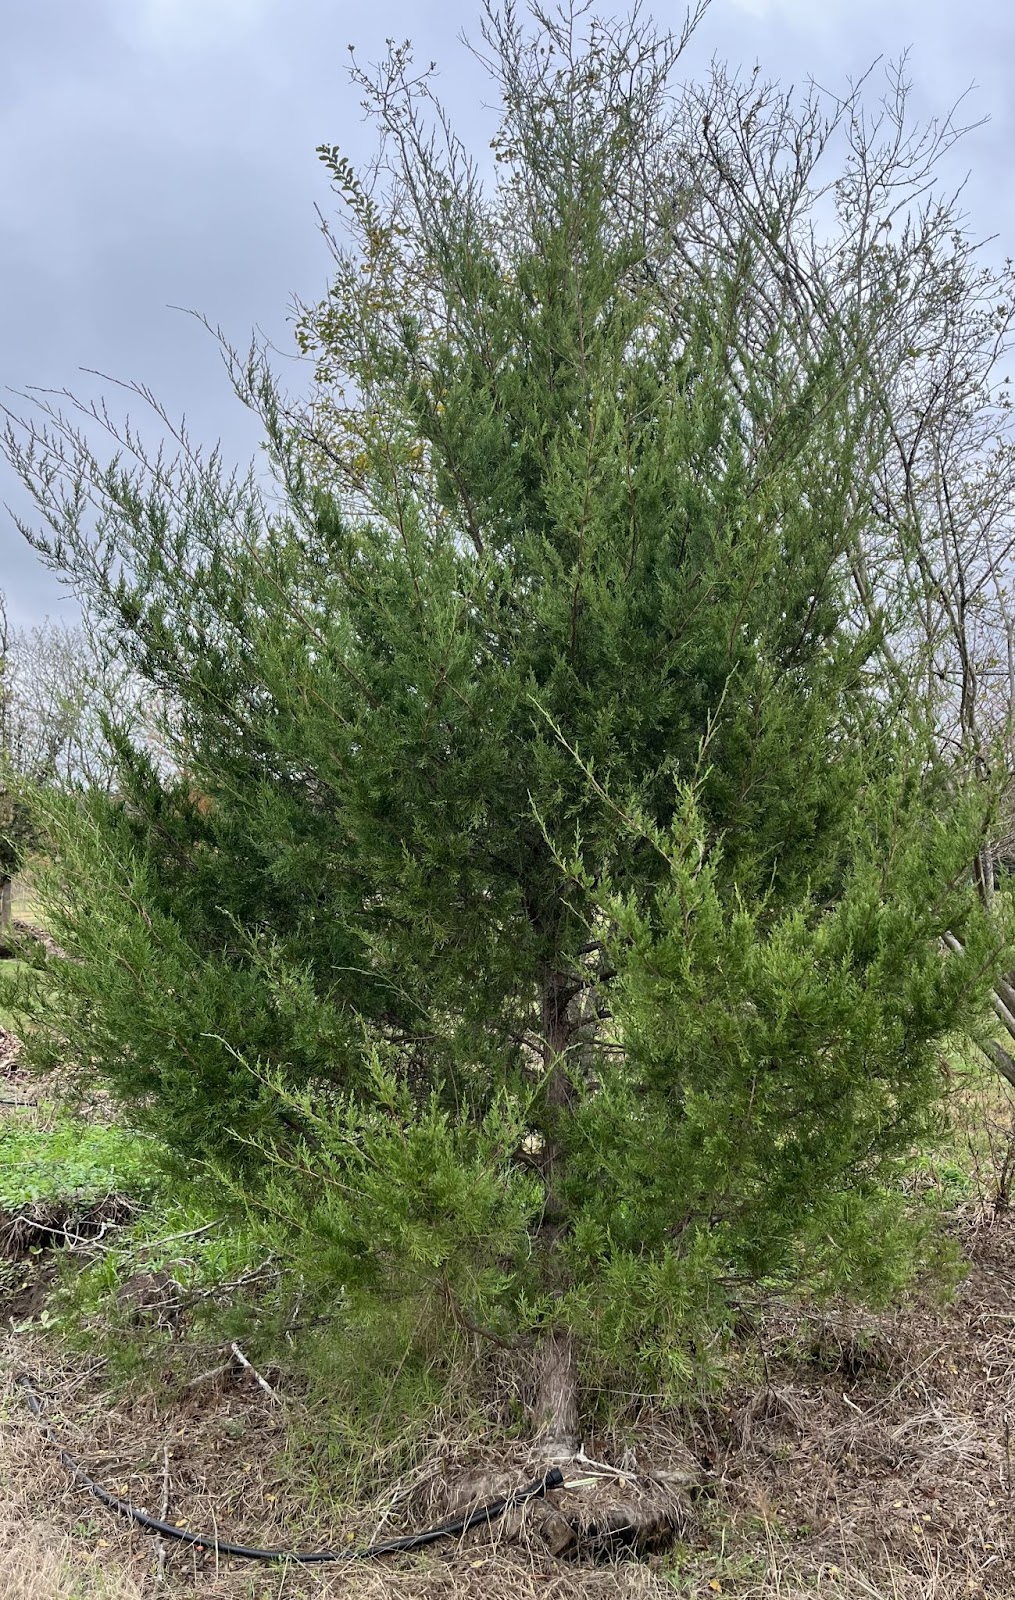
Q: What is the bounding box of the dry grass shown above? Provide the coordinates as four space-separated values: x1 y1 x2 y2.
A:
6 1042 1015 1596
8 1222 1015 1600
0 1525 144 1600
1 1337 681 1598
0 1361 146 1600
11 872 45 925
657 1201 1015 1597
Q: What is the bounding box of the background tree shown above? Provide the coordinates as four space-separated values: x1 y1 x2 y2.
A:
0 596 147 936
1 615 142 793
0 594 16 935
639 51 1015 1074
2 4 1009 1446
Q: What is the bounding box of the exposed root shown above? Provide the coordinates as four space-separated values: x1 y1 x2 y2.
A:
433 1448 703 1559
0 1195 137 1259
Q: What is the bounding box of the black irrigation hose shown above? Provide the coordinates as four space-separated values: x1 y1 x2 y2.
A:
16 1374 565 1565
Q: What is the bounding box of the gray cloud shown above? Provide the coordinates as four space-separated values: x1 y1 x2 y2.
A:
2 0 1013 623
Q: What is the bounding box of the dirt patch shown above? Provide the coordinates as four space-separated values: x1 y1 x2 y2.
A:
1 1257 58 1325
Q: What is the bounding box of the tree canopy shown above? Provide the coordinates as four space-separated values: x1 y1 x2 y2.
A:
3 3 1012 1438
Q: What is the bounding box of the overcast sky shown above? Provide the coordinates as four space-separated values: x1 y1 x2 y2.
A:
2 0 1014 627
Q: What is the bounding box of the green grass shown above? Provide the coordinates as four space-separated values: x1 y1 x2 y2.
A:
0 1119 160 1209
0 958 31 1033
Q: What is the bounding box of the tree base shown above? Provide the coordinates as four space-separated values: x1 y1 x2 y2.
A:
444 1455 702 1557
530 1326 580 1459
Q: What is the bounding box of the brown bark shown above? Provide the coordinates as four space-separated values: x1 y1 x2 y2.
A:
537 965 577 1228
974 845 995 910
0 875 11 939
528 969 581 1455
541 968 577 1097
531 1325 580 1458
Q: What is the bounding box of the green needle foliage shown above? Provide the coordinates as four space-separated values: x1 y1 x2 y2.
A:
4 5 1010 1419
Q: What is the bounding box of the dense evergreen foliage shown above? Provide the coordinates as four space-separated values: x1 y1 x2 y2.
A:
4 6 1009 1426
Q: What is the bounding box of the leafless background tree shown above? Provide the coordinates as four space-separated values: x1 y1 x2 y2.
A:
0 594 151 934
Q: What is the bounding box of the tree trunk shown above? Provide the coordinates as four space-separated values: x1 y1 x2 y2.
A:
531 1325 580 1458
541 967 577 1136
0 875 11 939
982 1037 1015 1091
528 968 581 1455
975 844 995 909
